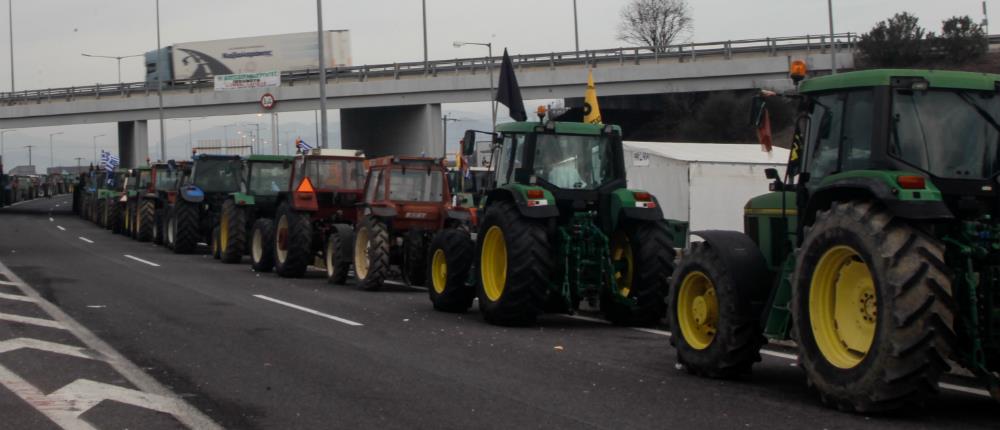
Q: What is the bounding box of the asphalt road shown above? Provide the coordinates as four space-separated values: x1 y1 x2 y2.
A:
0 194 996 429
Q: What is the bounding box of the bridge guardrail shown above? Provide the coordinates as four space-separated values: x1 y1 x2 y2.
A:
0 33 865 104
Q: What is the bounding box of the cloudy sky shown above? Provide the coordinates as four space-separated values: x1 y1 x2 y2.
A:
0 0 992 170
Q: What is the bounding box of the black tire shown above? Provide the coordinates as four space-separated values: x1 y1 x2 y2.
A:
353 216 391 291
211 225 222 260
152 208 164 245
273 203 312 278
136 200 155 242
325 224 354 285
96 199 108 228
792 201 956 412
601 220 677 326
220 199 247 264
165 207 176 250
171 201 200 254
250 218 276 273
427 228 475 312
109 201 123 234
669 240 766 378
402 230 428 287
476 201 551 326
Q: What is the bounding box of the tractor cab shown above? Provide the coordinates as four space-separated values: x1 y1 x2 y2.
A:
285 149 365 217
362 156 453 228
184 154 243 208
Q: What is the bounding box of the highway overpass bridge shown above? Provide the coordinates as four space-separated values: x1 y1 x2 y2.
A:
0 34 857 166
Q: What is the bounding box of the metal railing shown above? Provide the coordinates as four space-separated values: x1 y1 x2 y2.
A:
0 33 863 105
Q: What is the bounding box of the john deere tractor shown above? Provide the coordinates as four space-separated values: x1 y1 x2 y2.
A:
429 120 684 326
668 68 1000 412
214 154 293 264
166 154 243 254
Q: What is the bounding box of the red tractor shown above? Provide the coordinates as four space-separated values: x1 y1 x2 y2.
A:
251 149 367 280
351 156 473 290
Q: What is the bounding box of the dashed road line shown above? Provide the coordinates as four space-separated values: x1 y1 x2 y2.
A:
253 294 364 327
0 292 34 302
57 225 66 231
384 279 428 291
49 217 54 222
939 382 991 397
0 312 66 329
0 280 22 286
0 338 96 360
124 255 160 267
78 237 94 244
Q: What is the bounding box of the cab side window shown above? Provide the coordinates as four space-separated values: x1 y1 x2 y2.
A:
840 90 874 171
495 134 526 186
365 170 382 203
806 94 844 179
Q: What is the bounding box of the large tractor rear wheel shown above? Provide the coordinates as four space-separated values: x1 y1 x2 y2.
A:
354 217 391 291
273 203 312 278
109 201 123 234
477 201 551 326
402 230 428 286
428 228 475 313
152 208 165 245
793 200 956 412
211 225 222 260
601 220 676 326
324 224 354 285
250 218 276 272
220 199 246 264
171 202 200 254
669 239 767 378
136 199 154 242
96 199 108 228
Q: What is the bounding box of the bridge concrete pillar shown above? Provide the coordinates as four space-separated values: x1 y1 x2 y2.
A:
117 120 149 167
339 104 442 158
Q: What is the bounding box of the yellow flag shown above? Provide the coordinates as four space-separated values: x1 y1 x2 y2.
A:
583 70 602 125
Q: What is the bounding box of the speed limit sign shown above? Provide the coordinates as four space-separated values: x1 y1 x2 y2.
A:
260 93 277 110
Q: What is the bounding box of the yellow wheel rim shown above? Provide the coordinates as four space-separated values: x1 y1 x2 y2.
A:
677 271 718 350
431 249 447 294
809 245 877 369
220 214 229 251
611 232 634 297
480 226 507 302
354 227 370 279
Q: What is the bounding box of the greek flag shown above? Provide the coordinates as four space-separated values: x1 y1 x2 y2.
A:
295 137 312 153
101 150 120 186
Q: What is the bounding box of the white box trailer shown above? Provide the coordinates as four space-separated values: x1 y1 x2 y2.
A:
623 141 790 236
170 30 352 80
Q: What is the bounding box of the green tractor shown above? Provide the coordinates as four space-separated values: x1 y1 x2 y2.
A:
669 68 1000 411
213 154 294 264
121 166 155 241
429 121 686 326
96 169 127 228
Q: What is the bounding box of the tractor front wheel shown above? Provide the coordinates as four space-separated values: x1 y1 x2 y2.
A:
250 218 276 272
402 230 428 286
220 199 247 264
427 228 475 313
324 224 354 285
353 217 390 291
476 201 551 326
601 220 676 326
669 240 766 378
273 203 312 278
171 202 199 254
793 200 956 412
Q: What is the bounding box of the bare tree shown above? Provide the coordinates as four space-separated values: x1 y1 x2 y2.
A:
617 0 692 52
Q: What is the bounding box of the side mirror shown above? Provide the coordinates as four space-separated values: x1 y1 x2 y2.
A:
764 168 779 180
462 130 477 157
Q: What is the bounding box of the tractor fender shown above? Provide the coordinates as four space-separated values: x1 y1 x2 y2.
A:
804 177 953 227
179 185 205 204
610 188 664 230
689 230 772 306
485 187 558 219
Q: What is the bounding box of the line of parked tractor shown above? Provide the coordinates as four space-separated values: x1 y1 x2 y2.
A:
64 65 1000 415
0 172 73 206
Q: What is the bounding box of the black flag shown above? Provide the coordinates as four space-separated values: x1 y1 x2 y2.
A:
496 49 527 122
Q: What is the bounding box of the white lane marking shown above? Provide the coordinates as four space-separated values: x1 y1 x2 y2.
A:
385 280 429 291
49 217 54 222
124 255 160 267
253 294 363 327
938 382 992 397
0 312 66 329
0 259 221 429
563 314 610 324
57 225 66 231
632 327 673 337
78 237 94 244
760 349 798 360
0 280 21 286
0 338 96 360
0 292 34 302
50 379 208 420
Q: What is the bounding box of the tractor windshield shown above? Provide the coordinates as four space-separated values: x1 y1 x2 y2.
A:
891 89 1000 179
533 134 613 190
155 167 180 191
249 162 291 196
304 158 365 190
389 169 445 202
138 170 152 190
193 159 242 193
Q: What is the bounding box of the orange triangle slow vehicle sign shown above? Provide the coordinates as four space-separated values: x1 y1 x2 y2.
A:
297 177 316 193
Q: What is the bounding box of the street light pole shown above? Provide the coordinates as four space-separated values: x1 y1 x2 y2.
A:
92 134 105 165
573 0 580 53
155 0 166 160
422 0 428 67
24 145 32 167
81 53 144 84
316 0 329 149
0 129 15 159
48 131 63 171
827 0 836 74
8 0 13 92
